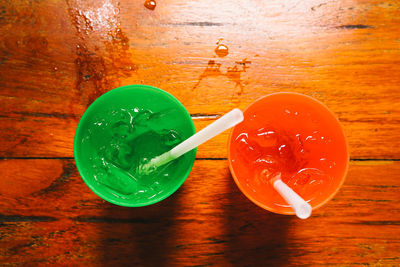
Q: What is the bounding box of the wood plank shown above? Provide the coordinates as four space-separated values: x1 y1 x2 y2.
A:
0 159 399 265
1 1 399 159
1 0 400 107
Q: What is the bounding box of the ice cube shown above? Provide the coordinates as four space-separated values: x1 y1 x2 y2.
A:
252 129 278 148
161 129 182 147
235 132 262 161
116 143 134 170
134 109 154 126
286 168 332 200
100 163 139 196
254 168 278 186
111 121 132 139
303 130 327 151
293 133 305 155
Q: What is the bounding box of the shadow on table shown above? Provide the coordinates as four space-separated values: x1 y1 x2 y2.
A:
98 189 182 266
97 174 295 266
224 174 295 266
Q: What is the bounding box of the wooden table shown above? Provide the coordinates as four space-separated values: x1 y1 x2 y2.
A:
1 0 399 265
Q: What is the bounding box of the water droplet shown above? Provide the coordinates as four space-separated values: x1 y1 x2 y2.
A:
144 0 156 10
215 44 229 57
53 67 58 71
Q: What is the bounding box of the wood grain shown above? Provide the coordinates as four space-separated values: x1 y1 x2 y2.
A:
0 160 399 265
1 0 400 159
1 0 400 266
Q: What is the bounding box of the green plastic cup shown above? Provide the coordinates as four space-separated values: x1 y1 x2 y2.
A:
74 85 196 207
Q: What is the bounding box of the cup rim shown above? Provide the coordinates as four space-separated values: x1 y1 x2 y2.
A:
74 84 197 207
227 92 349 215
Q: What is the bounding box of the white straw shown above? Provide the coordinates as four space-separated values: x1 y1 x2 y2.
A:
143 108 244 170
272 174 312 219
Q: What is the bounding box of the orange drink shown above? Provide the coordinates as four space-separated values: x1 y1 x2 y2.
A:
228 93 349 214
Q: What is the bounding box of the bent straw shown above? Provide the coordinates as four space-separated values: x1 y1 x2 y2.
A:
143 108 243 170
272 173 312 219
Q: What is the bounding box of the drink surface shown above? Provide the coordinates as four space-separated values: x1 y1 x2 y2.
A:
74 85 196 207
84 107 183 200
229 93 348 214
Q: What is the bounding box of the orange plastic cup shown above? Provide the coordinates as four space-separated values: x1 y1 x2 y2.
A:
228 92 349 215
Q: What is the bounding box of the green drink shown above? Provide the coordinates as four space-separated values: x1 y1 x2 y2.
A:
74 85 196 207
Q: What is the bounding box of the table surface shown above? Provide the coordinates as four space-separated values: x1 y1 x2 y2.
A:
1 0 400 265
